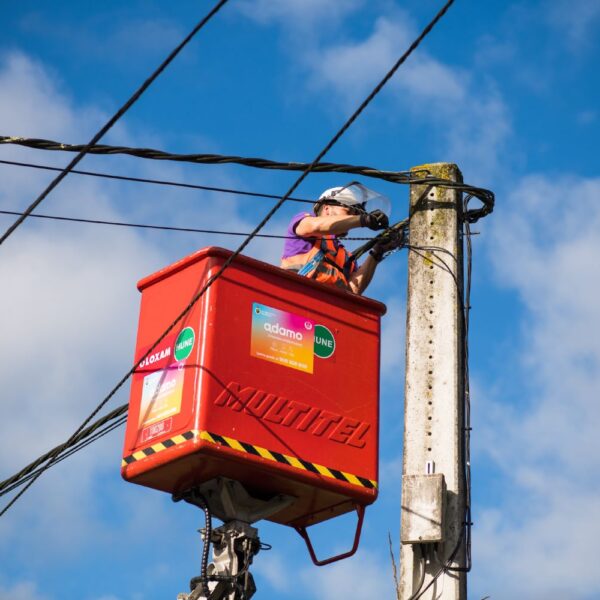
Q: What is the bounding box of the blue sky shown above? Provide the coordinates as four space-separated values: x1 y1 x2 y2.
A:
1 1 599 599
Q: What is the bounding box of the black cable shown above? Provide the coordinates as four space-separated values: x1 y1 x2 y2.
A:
411 530 465 600
0 209 375 240
0 0 457 517
0 0 231 246
0 159 314 204
0 416 127 497
402 191 475 577
423 197 474 574
198 494 212 599
0 403 128 495
0 138 494 222
0 137 416 183
406 240 473 574
448 194 474 573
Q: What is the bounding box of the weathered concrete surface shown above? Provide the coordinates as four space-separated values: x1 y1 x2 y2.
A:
399 163 466 600
401 473 446 544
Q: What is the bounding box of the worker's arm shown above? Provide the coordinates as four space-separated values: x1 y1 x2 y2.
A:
348 254 378 295
295 214 362 237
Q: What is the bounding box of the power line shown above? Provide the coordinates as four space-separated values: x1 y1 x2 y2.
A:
0 209 299 238
0 137 494 222
0 0 457 516
0 136 416 183
0 0 231 246
0 404 128 498
0 209 376 240
0 413 128 498
0 159 314 204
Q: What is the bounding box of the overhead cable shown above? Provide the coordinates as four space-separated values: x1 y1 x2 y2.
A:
0 136 494 222
0 159 314 204
0 0 231 246
0 136 415 182
0 412 128 498
0 209 376 240
0 0 457 516
0 403 127 496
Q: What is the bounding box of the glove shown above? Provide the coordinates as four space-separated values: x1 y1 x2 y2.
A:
369 231 405 262
360 209 389 231
369 247 385 263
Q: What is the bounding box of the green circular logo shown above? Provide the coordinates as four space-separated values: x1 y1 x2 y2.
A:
314 325 335 359
174 327 195 361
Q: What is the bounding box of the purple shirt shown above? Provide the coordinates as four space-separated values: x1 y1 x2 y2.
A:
281 211 315 259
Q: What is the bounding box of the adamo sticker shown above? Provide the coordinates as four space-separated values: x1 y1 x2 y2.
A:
250 303 315 374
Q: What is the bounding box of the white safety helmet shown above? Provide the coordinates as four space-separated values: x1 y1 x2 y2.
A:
314 182 391 217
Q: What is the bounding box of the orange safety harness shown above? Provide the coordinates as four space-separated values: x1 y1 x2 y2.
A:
281 236 357 290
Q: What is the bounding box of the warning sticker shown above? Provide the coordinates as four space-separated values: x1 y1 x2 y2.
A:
140 416 173 444
250 303 315 374
138 367 184 428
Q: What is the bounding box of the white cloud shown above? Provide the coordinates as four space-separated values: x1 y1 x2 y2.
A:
0 580 49 600
0 51 104 142
299 549 396 599
253 552 292 593
307 16 465 109
547 0 600 51
296 14 511 180
576 109 597 125
237 0 363 30
254 542 401 599
0 52 188 577
0 53 165 483
471 174 600 598
0 51 294 594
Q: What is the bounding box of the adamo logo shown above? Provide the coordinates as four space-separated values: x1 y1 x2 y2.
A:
174 327 195 361
264 322 303 341
314 325 335 359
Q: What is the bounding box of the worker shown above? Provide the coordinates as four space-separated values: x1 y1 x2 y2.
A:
280 183 391 295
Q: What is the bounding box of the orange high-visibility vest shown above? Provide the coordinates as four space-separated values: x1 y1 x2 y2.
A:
280 236 357 290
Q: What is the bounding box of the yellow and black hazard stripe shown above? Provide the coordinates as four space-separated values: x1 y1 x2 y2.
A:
122 429 377 490
202 431 377 490
122 430 196 466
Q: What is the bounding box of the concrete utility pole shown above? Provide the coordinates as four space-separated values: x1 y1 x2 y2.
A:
399 163 466 599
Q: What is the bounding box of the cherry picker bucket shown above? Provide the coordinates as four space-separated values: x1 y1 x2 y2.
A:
122 247 385 532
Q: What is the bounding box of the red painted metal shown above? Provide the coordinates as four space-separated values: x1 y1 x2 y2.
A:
121 247 385 528
294 504 366 566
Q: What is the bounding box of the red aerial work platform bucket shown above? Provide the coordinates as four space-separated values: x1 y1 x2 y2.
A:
122 247 386 533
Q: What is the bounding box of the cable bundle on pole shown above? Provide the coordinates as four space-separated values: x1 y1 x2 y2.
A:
0 137 494 222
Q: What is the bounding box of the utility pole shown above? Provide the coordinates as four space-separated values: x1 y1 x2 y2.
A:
399 163 466 599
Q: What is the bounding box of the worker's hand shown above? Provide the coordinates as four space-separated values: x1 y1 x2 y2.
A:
369 231 404 262
360 209 389 231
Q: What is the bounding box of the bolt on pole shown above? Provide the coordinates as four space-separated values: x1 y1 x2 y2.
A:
399 163 466 599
